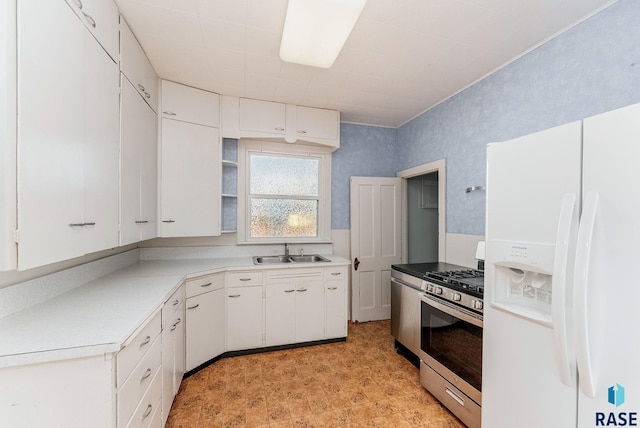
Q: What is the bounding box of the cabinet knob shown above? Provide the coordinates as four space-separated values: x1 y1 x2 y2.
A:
137 83 146 92
141 367 152 381
135 220 149 224
144 92 151 99
163 111 177 116
142 404 153 419
274 127 285 131
328 287 338 290
297 130 307 134
201 282 212 288
187 304 200 310
162 219 176 223
284 289 295 293
297 288 308 292
140 335 151 347
228 294 241 298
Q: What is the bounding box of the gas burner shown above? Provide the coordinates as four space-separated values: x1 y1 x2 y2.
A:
423 269 485 301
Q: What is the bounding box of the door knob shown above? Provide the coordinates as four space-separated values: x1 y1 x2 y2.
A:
354 257 360 271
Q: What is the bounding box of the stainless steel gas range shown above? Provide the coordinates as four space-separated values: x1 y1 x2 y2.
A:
391 263 484 428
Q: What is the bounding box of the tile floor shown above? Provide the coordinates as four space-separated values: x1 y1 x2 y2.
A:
166 320 466 427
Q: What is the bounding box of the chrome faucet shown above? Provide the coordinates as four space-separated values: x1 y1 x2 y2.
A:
284 243 289 257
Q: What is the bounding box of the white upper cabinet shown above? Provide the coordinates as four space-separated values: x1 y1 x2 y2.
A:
120 77 158 246
161 80 220 127
160 119 221 237
120 17 158 112
238 98 286 136
295 105 339 141
227 97 340 150
17 0 119 269
64 0 119 62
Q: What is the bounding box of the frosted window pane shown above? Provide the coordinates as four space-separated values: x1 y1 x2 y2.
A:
250 198 318 237
250 154 318 196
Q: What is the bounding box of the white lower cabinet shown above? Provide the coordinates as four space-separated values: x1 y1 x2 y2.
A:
184 273 225 372
265 269 325 346
325 267 349 338
162 285 185 425
226 285 264 351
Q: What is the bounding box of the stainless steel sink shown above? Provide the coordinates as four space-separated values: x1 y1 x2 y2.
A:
289 255 330 263
252 254 330 264
253 255 292 264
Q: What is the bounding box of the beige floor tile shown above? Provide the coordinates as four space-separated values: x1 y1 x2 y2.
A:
169 320 466 428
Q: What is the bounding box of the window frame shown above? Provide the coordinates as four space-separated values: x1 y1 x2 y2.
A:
237 140 332 244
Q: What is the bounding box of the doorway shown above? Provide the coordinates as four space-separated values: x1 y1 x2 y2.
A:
406 172 439 263
398 159 446 263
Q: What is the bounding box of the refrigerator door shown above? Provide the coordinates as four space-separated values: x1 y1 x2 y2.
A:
483 121 582 428
577 103 640 424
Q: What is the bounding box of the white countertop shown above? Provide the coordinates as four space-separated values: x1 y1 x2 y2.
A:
0 255 349 368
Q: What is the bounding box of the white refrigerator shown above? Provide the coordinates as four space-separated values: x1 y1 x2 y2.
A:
483 103 640 428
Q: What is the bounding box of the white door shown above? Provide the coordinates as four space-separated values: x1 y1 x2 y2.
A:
350 177 401 322
577 103 640 423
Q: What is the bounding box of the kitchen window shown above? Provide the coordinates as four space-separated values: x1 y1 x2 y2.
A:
237 141 331 243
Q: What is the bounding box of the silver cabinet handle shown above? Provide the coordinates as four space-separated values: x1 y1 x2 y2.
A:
187 304 199 310
170 318 181 331
201 282 212 288
228 294 241 298
84 222 95 226
137 83 146 92
297 288 308 292
135 220 149 224
73 0 83 9
275 127 285 131
82 12 96 28
142 404 153 419
141 367 152 381
163 111 176 116
140 335 151 347
172 299 180 306
331 272 341 276
239 278 251 282
69 223 85 227
162 219 175 223
297 130 307 134
144 92 151 99
284 289 295 293
328 287 338 290
175 317 181 325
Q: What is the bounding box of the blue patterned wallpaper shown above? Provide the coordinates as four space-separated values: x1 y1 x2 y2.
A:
332 0 640 234
331 124 398 229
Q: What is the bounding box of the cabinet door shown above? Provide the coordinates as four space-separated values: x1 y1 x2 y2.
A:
120 77 143 245
295 106 339 140
227 286 263 351
185 289 224 371
174 301 186 393
239 98 286 135
161 81 220 127
265 283 296 346
17 0 86 269
160 118 221 237
81 24 120 255
64 0 119 62
139 94 158 241
326 280 347 338
295 280 325 342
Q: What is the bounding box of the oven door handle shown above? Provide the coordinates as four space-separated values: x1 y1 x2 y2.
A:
421 294 483 328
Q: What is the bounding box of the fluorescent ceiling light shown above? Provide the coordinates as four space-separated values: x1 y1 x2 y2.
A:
280 0 367 68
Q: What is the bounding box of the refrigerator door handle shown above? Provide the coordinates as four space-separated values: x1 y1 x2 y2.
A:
552 193 577 387
574 191 599 398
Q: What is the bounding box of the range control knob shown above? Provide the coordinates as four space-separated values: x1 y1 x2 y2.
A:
473 300 484 310
452 293 462 301
434 287 443 295
426 284 434 293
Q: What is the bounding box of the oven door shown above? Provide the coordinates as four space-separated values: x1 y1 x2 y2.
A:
419 293 483 404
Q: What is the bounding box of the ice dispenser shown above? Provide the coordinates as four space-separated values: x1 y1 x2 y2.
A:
490 239 556 326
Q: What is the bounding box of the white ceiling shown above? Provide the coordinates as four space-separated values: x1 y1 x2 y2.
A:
114 0 616 128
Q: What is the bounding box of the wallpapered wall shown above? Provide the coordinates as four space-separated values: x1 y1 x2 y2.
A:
331 0 640 234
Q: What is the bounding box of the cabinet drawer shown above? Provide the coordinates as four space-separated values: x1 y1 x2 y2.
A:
125 367 163 428
325 266 348 280
165 285 185 315
117 311 161 387
118 335 162 427
186 273 224 298
226 271 262 287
